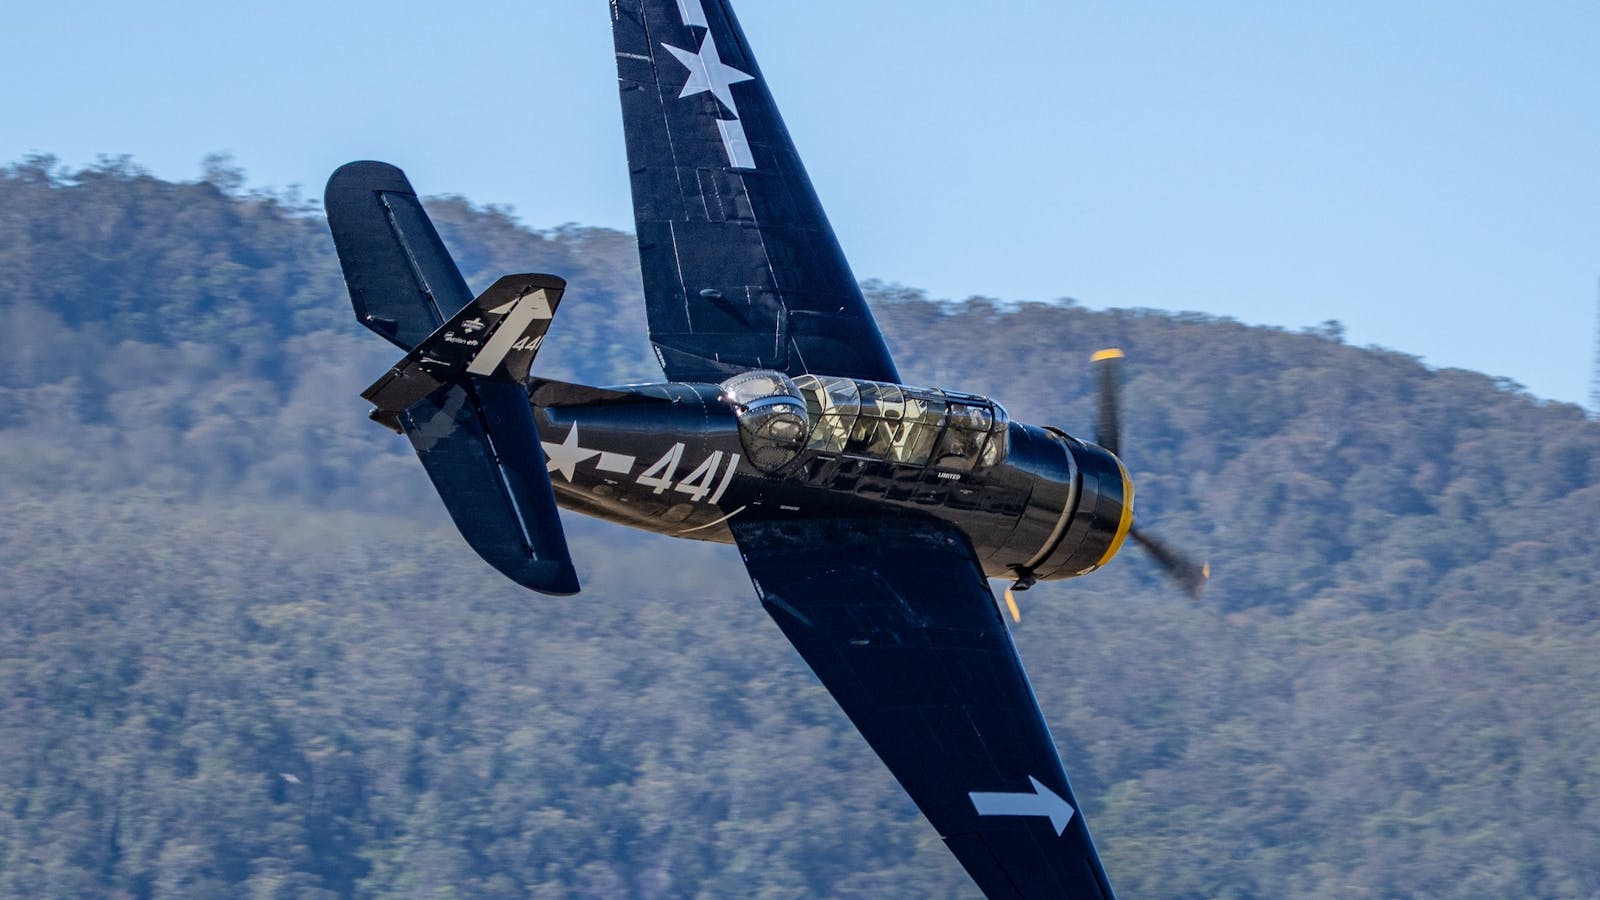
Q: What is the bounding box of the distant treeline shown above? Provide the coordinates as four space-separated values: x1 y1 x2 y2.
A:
1 157 1597 897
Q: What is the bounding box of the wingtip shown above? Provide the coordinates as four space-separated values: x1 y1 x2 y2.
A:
324 160 415 205
526 562 582 597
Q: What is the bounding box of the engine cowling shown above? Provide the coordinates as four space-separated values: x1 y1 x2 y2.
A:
992 424 1134 584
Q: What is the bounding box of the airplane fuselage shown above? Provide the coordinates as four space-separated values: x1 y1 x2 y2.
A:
531 374 1133 587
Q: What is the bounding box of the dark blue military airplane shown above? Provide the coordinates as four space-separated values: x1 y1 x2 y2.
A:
326 2 1205 896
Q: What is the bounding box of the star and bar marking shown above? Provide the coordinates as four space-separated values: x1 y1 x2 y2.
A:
543 423 604 482
540 423 643 482
662 32 752 118
660 7 757 168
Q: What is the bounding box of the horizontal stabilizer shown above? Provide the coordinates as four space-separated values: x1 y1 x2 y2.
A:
363 274 566 418
399 378 580 596
325 160 469 351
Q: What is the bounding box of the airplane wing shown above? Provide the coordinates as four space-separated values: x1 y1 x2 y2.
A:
730 516 1117 899
610 0 901 385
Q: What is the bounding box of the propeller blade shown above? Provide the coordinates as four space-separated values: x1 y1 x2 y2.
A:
1003 587 1022 623
1091 348 1124 457
1088 349 1210 599
1130 526 1209 599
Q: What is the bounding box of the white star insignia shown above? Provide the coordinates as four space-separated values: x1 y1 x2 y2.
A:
662 32 754 118
542 423 599 482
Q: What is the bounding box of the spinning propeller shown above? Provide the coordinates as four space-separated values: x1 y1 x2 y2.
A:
1091 348 1209 600
1003 348 1208 623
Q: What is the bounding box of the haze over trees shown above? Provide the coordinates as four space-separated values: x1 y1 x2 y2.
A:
1 156 1597 898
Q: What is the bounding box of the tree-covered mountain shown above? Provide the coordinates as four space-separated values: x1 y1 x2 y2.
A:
1 157 1597 898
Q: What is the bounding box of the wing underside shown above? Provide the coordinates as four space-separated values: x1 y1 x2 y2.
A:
611 0 900 384
730 516 1116 899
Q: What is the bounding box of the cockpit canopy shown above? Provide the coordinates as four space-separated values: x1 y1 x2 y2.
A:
791 374 1009 471
720 370 811 471
721 371 1011 473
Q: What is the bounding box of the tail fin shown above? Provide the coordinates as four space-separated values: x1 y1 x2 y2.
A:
326 162 579 596
362 273 565 425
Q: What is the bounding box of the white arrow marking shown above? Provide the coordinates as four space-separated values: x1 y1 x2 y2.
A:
968 776 1076 836
468 289 549 377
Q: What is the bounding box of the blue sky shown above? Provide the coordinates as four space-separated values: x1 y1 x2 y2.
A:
4 1 1597 406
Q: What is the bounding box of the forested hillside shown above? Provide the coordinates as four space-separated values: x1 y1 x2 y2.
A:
2 156 1597 898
